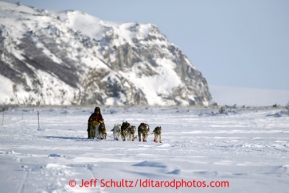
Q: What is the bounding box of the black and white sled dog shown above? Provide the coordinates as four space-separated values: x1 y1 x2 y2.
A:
120 121 136 141
138 123 150 142
121 121 130 141
153 126 162 143
111 124 121 141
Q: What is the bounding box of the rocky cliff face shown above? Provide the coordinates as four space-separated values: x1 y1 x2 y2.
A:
0 1 211 106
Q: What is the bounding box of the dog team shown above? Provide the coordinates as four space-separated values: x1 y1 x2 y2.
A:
87 107 162 143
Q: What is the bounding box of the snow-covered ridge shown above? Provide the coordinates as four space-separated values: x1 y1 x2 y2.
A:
0 1 211 106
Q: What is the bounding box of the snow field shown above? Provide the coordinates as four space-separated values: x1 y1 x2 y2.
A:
0 106 288 193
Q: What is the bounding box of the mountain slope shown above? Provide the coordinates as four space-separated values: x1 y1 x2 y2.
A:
0 1 211 106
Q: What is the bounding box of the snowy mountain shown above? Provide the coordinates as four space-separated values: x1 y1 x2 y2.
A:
0 1 211 106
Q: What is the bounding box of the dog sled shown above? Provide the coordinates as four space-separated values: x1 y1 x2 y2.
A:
88 120 107 140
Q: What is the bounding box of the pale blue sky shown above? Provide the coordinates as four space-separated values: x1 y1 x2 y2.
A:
4 0 289 91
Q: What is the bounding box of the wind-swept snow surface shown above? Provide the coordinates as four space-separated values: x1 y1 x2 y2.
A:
0 106 288 193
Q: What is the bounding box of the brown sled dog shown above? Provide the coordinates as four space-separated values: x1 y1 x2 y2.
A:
97 123 106 140
153 126 162 143
127 125 136 141
138 123 150 142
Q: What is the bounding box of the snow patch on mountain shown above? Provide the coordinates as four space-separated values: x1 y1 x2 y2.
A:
0 1 211 106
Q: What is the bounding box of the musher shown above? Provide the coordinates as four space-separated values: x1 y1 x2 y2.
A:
87 107 104 139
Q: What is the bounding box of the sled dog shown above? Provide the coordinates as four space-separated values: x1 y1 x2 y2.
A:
97 123 106 140
111 124 121 140
121 121 130 141
153 126 162 143
127 125 136 141
138 123 150 142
